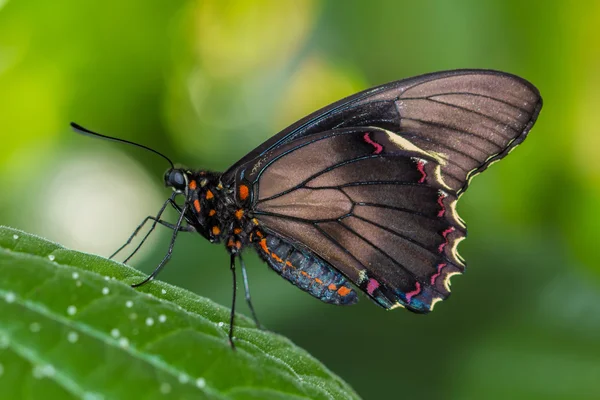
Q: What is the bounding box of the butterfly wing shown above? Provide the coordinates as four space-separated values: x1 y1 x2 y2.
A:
225 69 542 195
234 127 465 312
225 70 541 312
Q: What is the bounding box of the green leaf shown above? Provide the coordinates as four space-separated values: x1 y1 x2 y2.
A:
0 226 360 400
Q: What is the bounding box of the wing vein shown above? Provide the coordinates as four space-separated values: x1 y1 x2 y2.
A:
336 221 447 298
402 92 532 113
311 223 370 276
400 117 506 148
355 202 466 234
253 210 351 224
399 132 484 165
420 97 519 138
257 154 433 203
351 214 462 271
257 154 376 203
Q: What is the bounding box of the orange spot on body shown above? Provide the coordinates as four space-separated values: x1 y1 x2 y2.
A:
233 228 242 235
212 226 220 235
235 209 244 220
337 286 351 297
328 283 337 291
209 209 216 216
252 218 259 225
271 252 283 262
315 278 323 284
239 184 249 200
256 231 263 238
301 271 309 277
235 241 242 250
259 239 269 254
285 261 292 267
227 238 235 247
193 199 201 212
206 190 214 200
189 180 197 190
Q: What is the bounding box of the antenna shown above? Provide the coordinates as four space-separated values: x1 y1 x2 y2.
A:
70 122 175 169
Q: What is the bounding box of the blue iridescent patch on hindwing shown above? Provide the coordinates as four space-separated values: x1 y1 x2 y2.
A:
256 234 358 305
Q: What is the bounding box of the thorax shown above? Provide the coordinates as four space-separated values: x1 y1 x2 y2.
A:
185 171 257 254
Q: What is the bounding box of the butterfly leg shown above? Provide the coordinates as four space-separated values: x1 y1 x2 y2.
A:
121 196 194 263
122 216 194 264
239 254 262 330
228 253 237 350
131 202 189 288
111 193 180 260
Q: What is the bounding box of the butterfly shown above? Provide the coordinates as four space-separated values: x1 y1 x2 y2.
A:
73 69 542 348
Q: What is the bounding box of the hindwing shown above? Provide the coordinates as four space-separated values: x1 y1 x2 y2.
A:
239 127 465 312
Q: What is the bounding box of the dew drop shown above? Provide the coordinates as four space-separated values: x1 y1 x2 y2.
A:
195 377 206 389
48 254 56 262
161 289 167 295
118 337 129 348
145 317 154 327
217 322 224 328
33 364 55 379
160 382 171 394
158 314 167 323
178 373 189 384
12 234 18 240
29 322 41 333
72 272 79 279
102 287 110 295
43 364 55 377
125 300 133 308
32 365 44 379
110 328 120 338
67 305 77 316
104 276 110 281
4 292 15 303
67 331 79 343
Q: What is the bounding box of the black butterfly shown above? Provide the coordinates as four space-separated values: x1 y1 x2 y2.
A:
73 69 542 348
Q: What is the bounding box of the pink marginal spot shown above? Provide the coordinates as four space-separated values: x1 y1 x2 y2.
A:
405 282 422 303
437 192 447 217
430 263 447 285
366 278 380 295
437 226 455 253
363 132 383 154
416 160 427 183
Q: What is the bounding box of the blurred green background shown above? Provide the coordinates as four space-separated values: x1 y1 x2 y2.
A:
1 0 599 399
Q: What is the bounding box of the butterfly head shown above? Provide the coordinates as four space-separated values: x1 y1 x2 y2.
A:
164 168 190 194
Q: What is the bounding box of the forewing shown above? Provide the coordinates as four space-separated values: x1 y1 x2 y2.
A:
241 128 465 312
224 69 542 195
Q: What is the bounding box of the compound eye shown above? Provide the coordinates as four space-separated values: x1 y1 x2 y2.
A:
171 171 185 187
165 169 186 191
